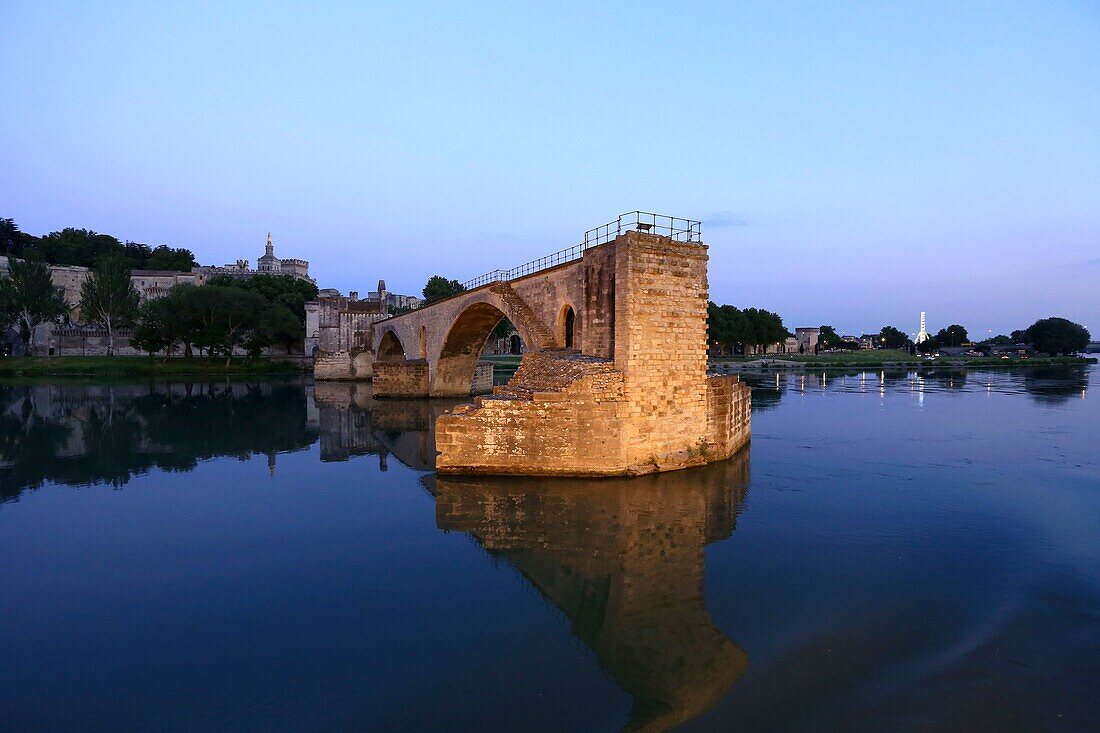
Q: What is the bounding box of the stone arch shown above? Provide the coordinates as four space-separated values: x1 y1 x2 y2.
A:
376 329 406 362
433 302 510 396
557 303 577 349
510 333 523 355
432 288 551 396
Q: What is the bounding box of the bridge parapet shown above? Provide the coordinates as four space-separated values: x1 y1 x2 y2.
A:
461 211 701 290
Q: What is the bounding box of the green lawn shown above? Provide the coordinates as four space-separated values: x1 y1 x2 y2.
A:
0 356 308 378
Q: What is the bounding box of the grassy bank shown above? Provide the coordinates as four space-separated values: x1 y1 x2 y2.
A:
714 349 920 365
0 356 308 378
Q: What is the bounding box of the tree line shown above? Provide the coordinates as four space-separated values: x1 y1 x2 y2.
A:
706 306 1090 357
1 217 196 271
827 319 1091 354
707 303 790 355
133 274 317 363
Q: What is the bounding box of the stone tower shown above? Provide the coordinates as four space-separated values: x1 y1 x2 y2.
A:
258 233 279 273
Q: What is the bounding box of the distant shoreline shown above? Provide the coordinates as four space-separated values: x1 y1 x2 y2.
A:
712 356 1096 371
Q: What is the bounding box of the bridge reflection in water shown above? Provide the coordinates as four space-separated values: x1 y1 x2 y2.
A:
315 381 753 730
429 458 751 732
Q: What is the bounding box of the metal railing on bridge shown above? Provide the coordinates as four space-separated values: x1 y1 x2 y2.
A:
461 211 701 291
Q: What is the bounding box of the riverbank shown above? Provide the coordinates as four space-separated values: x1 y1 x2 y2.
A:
0 356 309 378
713 353 1096 371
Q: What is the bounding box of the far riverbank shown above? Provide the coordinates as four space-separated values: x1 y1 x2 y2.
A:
0 356 310 379
710 348 1095 371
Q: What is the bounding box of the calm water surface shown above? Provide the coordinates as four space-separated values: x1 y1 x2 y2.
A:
1 366 1097 732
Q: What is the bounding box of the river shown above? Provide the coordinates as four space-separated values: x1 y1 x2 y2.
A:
0 366 1096 731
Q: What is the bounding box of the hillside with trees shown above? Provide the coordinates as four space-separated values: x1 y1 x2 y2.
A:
1 217 196 271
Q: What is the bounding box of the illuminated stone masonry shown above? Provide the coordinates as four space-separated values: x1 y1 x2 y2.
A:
374 226 751 476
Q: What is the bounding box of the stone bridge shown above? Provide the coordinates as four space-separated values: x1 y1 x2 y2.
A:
371 216 751 476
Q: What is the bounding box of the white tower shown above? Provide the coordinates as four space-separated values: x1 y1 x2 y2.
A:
916 312 930 344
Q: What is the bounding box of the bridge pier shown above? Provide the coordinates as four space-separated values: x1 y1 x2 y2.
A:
372 359 430 397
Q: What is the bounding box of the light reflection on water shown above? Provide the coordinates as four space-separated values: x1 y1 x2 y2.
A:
0 366 1096 732
736 365 1091 412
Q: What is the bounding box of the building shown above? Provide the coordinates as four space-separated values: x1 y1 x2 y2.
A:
0 255 200 324
763 336 800 354
366 280 423 311
794 327 820 354
304 289 389 357
195 232 313 283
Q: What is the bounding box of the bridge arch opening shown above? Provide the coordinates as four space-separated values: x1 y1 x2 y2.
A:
434 302 516 396
377 330 406 362
510 334 523 355
558 304 576 349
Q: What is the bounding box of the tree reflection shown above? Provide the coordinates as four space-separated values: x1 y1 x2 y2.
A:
433 450 752 732
1021 366 1091 404
0 381 317 501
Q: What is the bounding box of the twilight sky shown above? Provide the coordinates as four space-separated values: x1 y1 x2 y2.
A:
3 1 1098 337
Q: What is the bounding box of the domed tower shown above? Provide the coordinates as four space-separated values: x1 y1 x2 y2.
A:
258 232 280 273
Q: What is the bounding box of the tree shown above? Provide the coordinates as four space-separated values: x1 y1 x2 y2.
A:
177 286 266 365
934 324 968 347
206 273 317 325
212 288 267 366
1 218 196 270
203 274 315 355
166 285 205 357
131 296 182 360
742 307 788 354
1025 317 1090 355
707 303 750 355
120 242 152 269
79 255 140 354
490 317 514 342
246 303 301 356
707 302 733 353
980 334 1013 346
878 325 910 350
0 218 25 256
423 275 465 304
35 228 122 268
1010 329 1028 343
818 325 842 350
0 258 68 352
917 335 940 354
146 245 197 271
